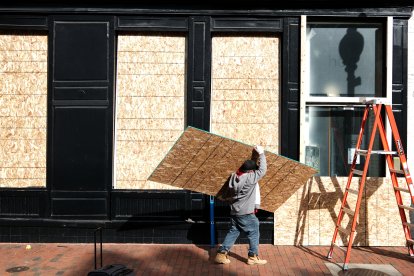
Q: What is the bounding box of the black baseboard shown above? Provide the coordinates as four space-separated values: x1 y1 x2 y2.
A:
0 219 274 244
0 190 274 244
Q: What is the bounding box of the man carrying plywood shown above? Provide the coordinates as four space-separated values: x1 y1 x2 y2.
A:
215 145 267 265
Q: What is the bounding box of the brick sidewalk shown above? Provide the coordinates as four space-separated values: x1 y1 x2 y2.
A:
0 243 413 275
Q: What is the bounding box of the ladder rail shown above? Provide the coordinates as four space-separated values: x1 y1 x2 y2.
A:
384 105 414 196
343 103 384 267
327 104 371 259
381 106 414 254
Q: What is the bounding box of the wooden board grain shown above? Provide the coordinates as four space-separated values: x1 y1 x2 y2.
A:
149 127 318 212
0 32 47 188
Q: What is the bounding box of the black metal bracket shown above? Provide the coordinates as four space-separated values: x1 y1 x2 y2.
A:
94 227 103 269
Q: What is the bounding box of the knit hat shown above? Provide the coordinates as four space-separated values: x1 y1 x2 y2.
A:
240 160 257 172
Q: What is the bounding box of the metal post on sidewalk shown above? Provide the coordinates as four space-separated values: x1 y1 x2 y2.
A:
209 195 215 248
93 227 103 269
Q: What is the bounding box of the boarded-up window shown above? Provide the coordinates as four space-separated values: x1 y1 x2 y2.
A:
211 35 280 153
115 33 185 189
0 32 47 188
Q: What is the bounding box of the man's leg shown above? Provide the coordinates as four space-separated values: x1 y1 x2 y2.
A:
215 216 240 264
218 216 240 253
239 214 260 256
238 214 267 265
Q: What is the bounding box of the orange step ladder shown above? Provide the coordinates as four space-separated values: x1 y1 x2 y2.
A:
326 98 414 270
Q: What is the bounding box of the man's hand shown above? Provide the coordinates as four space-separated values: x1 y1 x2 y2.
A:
254 145 264 154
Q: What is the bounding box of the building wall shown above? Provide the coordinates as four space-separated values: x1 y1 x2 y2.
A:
0 31 47 188
0 7 411 245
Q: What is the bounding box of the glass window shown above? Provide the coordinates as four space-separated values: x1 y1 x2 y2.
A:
303 18 388 177
304 106 384 177
307 22 384 97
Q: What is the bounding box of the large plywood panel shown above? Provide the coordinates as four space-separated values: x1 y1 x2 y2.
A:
211 35 280 153
149 127 317 213
0 31 47 188
115 34 185 189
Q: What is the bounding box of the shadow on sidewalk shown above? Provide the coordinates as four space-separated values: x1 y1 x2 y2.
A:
72 244 231 276
353 246 414 262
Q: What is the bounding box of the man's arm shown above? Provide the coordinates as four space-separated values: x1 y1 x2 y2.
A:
246 146 267 186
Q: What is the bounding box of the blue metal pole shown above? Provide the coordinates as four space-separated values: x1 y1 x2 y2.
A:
210 195 215 248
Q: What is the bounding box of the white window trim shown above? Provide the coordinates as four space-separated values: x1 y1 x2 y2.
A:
299 15 394 177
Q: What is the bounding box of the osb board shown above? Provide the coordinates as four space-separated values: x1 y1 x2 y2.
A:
211 35 280 153
149 127 317 213
0 32 47 188
114 34 185 189
283 176 411 246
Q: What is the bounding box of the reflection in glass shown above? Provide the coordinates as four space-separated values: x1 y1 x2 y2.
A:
305 106 385 177
307 23 384 97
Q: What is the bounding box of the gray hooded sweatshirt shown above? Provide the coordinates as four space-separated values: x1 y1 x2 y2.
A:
228 153 267 216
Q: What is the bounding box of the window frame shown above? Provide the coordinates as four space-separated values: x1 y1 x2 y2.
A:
299 15 394 177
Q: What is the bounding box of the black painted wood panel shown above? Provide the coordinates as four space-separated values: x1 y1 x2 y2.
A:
48 16 114 219
392 19 408 153
281 18 300 160
53 21 109 82
117 16 188 31
187 17 211 131
211 17 282 32
111 190 187 220
0 15 48 30
0 190 47 218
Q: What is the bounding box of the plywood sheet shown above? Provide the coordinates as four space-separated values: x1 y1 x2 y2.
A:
211 35 280 154
149 127 318 213
0 32 47 188
114 34 185 189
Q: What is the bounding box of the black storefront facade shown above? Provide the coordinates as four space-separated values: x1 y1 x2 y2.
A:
0 1 412 244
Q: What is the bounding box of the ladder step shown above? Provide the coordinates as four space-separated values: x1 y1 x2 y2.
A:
394 186 410 193
353 169 364 176
362 97 392 105
356 149 368 156
372 150 397 155
337 226 351 236
407 239 414 245
347 188 359 195
389 168 404 175
356 149 397 155
341 207 355 216
398 204 414 211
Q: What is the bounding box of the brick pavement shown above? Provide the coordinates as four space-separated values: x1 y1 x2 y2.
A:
0 243 413 275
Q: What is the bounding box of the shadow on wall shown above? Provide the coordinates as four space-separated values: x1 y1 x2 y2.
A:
294 176 383 246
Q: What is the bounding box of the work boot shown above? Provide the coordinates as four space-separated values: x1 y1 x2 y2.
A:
215 251 230 264
247 254 267 265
